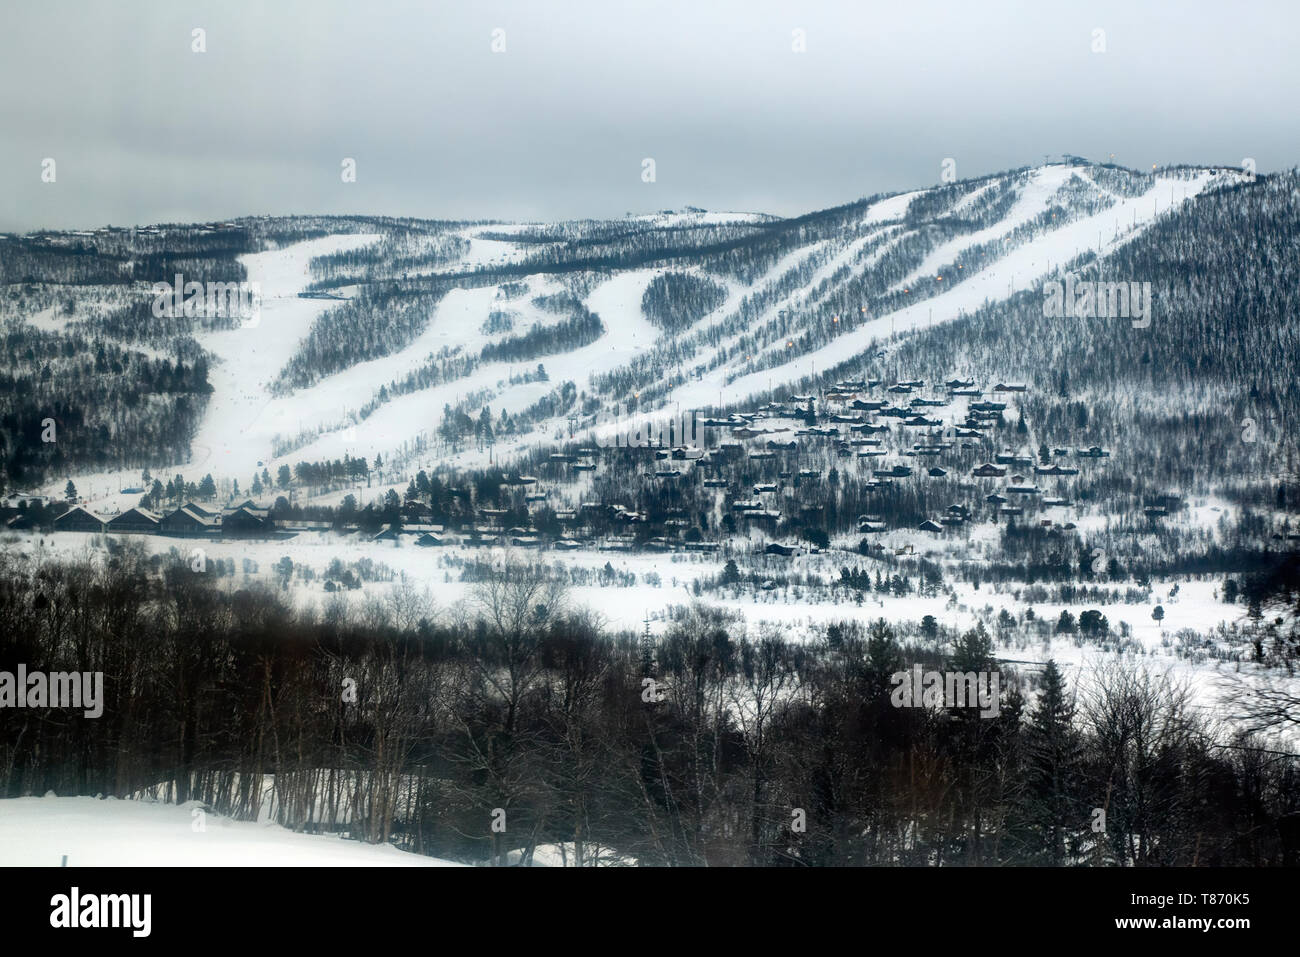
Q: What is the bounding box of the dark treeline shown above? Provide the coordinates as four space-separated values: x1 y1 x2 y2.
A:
273 283 459 391
0 330 210 488
641 271 728 334
0 229 249 288
479 300 603 364
305 228 471 288
3 547 1296 866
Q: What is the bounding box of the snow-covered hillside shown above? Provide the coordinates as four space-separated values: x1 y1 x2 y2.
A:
27 161 1250 511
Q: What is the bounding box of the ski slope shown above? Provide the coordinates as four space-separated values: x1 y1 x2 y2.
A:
186 233 380 479
666 168 1233 412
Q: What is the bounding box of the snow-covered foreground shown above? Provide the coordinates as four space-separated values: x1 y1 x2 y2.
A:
0 796 459 867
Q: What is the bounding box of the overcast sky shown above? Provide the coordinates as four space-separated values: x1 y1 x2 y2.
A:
2 0 1297 231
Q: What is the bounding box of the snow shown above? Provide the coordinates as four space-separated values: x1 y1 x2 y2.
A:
184 233 380 479
39 234 381 513
666 168 1237 413
23 305 66 332
0 796 459 866
35 164 1250 510
505 842 636 867
863 189 925 223
295 268 664 471
626 209 770 227
9 518 1295 745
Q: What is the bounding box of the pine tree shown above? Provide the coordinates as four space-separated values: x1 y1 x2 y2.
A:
950 622 994 673
866 619 902 690
639 617 655 677
1020 660 1081 864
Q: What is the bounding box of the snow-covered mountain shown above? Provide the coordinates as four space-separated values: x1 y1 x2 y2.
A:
3 160 1299 867
2 158 1267 509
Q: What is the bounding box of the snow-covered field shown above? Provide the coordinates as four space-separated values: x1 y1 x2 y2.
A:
0 796 458 866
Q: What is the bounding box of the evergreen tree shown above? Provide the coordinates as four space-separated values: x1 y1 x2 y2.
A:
950 622 994 673
1019 660 1081 864
866 619 903 690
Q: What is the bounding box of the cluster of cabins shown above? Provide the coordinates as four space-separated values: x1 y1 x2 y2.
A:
571 375 1120 543
398 499 725 554
29 375 1122 555
50 500 275 538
